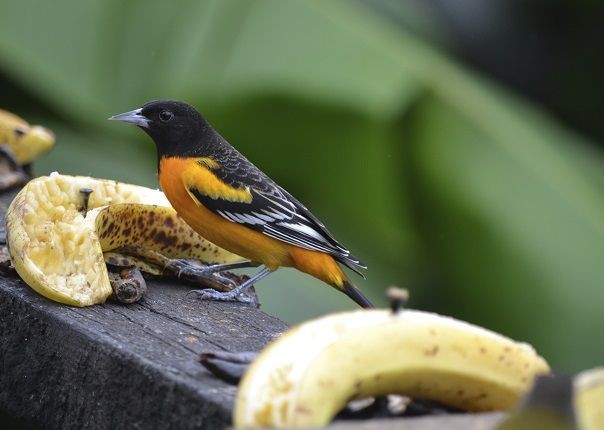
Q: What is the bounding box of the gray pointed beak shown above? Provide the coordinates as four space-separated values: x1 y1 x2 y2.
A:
108 108 149 128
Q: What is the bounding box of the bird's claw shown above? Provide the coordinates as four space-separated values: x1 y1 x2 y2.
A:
209 272 238 288
167 259 239 288
165 259 199 278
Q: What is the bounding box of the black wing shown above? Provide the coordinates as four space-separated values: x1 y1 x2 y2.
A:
188 154 366 274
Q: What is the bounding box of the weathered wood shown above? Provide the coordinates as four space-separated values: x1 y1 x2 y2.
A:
0 276 290 430
319 412 506 430
0 188 289 430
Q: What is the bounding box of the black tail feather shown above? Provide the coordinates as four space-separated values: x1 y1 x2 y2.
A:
339 258 367 279
343 281 374 309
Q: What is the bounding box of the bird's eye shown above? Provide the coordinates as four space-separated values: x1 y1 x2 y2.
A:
159 110 174 122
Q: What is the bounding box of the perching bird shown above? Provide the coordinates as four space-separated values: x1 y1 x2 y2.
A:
110 100 373 307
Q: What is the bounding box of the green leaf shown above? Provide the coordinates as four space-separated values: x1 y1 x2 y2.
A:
404 94 604 370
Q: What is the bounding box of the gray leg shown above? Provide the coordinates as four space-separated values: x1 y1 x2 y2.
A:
170 260 260 279
191 266 273 303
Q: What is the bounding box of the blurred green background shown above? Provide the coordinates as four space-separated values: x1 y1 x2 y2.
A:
1 0 602 371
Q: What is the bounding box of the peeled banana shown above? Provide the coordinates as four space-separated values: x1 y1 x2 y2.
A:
234 309 550 428
6 174 241 306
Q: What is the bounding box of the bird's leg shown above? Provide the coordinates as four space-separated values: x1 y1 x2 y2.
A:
191 266 273 303
167 259 260 278
200 260 261 273
114 246 237 290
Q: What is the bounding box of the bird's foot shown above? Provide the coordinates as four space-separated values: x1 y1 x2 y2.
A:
189 288 256 305
164 258 207 278
165 259 238 288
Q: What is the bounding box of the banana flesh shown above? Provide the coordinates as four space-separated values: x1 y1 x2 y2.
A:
6 174 241 306
234 309 550 428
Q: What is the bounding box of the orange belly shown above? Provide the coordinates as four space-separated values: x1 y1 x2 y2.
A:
159 157 346 287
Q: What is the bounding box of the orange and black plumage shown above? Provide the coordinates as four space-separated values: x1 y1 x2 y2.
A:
110 100 373 308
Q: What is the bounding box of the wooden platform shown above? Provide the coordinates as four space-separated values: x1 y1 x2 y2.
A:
0 186 508 430
0 269 291 429
0 187 288 429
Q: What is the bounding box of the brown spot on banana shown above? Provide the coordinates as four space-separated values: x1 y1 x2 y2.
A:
95 203 240 264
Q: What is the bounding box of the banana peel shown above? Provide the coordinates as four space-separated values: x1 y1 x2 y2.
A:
6 173 242 306
0 108 54 165
233 308 550 428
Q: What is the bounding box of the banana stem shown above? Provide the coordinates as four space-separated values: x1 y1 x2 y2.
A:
79 188 93 215
387 286 410 314
109 266 147 303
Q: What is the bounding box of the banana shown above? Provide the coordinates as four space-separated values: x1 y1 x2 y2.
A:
94 202 236 263
234 309 550 428
6 174 241 306
0 108 54 164
575 367 604 430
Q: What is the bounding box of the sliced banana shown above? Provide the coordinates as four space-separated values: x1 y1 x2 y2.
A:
6 174 241 306
0 108 55 164
234 309 550 428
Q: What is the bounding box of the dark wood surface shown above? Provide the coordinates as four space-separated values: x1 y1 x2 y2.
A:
0 275 289 430
0 187 288 430
325 413 506 430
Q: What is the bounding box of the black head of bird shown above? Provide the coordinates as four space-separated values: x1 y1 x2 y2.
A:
109 100 217 157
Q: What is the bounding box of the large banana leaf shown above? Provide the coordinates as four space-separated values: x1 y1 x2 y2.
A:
0 0 602 369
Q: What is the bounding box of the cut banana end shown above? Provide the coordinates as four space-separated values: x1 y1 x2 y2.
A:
6 174 241 306
0 108 55 164
234 309 550 428
575 367 604 430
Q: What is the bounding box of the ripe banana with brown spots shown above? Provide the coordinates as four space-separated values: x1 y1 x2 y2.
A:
94 203 233 263
0 108 54 164
6 173 242 306
233 309 550 428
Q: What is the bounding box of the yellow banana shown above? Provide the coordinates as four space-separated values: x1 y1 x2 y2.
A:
0 108 54 164
575 367 604 430
234 309 550 428
6 174 241 306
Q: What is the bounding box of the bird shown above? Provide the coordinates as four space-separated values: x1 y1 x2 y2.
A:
110 100 373 308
